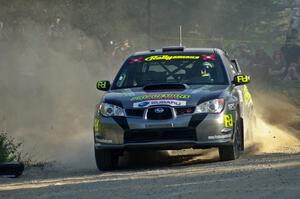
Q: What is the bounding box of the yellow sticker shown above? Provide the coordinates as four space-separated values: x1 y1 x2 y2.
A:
201 69 209 77
224 114 233 127
145 55 200 61
236 75 249 83
94 118 100 132
243 86 251 105
97 81 107 89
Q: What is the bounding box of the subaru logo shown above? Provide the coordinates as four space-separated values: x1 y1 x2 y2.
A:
138 101 150 108
154 108 164 114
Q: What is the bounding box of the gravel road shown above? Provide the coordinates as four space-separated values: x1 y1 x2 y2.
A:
1 150 299 199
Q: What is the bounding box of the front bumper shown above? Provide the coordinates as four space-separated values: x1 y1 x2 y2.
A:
95 140 234 150
94 110 236 150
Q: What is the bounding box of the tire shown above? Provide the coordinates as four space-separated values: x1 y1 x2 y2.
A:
219 116 243 161
95 149 119 171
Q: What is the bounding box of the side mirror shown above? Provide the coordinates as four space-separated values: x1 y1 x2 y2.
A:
233 75 250 86
96 81 110 91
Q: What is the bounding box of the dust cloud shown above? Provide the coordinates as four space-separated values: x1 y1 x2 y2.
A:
247 91 300 154
0 21 116 168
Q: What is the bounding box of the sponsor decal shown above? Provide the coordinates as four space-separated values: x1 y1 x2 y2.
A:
131 94 191 101
208 134 231 140
133 100 186 108
236 75 250 84
97 81 108 89
135 101 150 108
227 103 236 111
130 56 143 64
243 86 251 104
145 55 200 61
202 53 216 61
201 69 210 77
224 114 233 127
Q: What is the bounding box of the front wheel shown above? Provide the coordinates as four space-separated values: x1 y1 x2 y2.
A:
219 117 243 161
95 149 119 171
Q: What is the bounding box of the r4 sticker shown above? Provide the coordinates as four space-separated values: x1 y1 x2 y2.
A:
202 53 216 61
224 114 233 127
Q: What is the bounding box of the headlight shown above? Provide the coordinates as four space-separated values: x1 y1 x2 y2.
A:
99 103 125 117
195 98 225 113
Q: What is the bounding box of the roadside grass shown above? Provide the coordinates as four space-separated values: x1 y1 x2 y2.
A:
0 132 48 167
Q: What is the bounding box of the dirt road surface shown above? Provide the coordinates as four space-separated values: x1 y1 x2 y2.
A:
0 150 299 199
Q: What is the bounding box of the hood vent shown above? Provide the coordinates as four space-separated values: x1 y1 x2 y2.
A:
143 83 187 91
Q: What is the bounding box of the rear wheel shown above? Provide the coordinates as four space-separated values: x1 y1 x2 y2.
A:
219 116 243 161
95 149 119 171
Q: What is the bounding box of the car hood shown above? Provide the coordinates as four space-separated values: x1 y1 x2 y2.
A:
102 85 230 109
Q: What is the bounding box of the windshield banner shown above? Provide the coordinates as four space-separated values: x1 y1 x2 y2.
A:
144 55 200 61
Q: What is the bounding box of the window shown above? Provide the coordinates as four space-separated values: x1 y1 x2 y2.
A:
112 53 229 89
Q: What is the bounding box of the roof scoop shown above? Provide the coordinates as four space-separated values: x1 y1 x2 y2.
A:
143 83 188 91
162 46 185 52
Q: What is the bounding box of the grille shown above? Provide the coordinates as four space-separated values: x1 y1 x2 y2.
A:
126 109 144 117
124 128 197 143
147 107 173 120
175 107 195 115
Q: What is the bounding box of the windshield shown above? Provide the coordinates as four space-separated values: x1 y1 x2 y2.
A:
112 53 228 89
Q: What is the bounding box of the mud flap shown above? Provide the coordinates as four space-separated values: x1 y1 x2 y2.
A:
240 118 245 151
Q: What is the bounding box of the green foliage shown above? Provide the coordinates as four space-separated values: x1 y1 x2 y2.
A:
0 132 22 163
0 132 43 166
0 0 287 47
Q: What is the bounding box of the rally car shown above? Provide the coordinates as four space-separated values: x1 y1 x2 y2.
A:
94 46 254 171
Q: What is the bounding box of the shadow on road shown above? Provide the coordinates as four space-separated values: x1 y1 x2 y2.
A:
118 149 220 170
